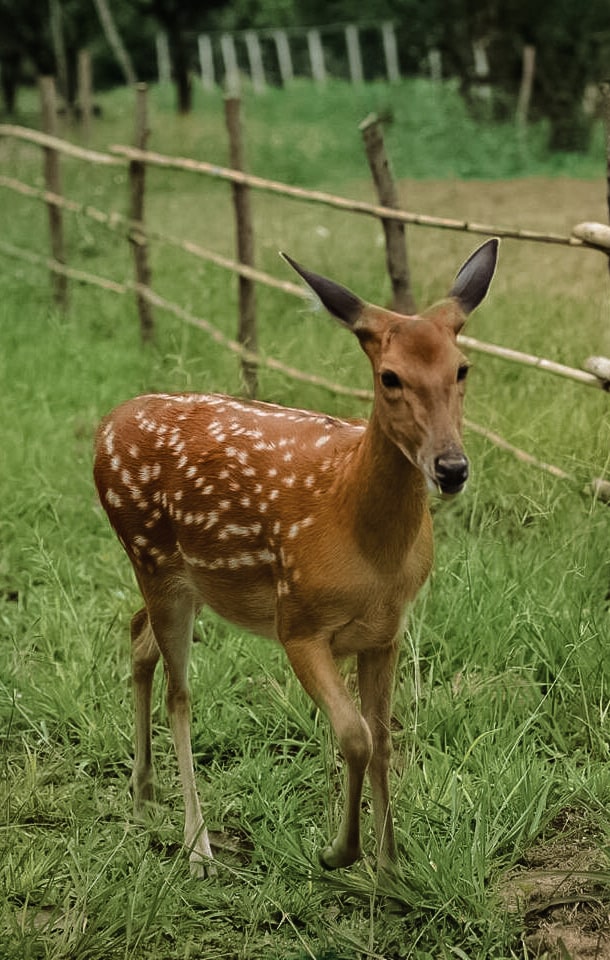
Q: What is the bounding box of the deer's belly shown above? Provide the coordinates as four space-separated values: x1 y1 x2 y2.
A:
190 569 278 640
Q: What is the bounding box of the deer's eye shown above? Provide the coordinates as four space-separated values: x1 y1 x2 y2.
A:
380 370 402 389
457 364 470 383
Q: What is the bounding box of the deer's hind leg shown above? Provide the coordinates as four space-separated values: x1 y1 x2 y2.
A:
141 587 215 877
131 607 161 810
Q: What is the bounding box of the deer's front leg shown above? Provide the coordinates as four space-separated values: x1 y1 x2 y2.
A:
284 635 373 869
358 641 400 869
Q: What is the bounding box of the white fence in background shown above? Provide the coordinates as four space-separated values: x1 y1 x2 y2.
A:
156 22 408 93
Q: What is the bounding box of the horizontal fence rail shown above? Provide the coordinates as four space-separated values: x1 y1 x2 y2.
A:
109 144 587 248
0 106 608 501
0 123 601 247
4 234 606 497
0 168 606 394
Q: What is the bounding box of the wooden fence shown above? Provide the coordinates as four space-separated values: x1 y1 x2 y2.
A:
1 79 609 500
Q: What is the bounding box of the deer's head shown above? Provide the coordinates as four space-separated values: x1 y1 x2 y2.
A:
283 239 498 496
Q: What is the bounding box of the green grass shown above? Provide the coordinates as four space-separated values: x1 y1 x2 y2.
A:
1 80 610 958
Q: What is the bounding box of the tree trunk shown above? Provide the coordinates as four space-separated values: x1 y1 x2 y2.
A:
169 28 192 114
547 94 591 152
0 51 20 114
91 0 137 86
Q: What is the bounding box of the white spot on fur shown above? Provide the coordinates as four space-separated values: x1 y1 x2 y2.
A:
204 512 219 530
105 489 122 508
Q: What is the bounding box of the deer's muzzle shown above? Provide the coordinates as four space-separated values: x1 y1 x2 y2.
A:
433 452 469 495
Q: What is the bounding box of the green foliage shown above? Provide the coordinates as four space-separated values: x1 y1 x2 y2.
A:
1 82 609 957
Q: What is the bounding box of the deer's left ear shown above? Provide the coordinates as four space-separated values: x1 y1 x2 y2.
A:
448 238 499 316
281 252 365 328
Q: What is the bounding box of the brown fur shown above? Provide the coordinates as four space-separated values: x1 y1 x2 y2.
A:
93 241 498 875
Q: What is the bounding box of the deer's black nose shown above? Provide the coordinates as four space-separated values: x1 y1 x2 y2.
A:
434 453 469 495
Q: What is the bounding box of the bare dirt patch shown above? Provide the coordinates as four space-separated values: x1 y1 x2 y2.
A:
500 809 610 959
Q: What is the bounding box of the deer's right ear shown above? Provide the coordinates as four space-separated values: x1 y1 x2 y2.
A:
281 252 364 329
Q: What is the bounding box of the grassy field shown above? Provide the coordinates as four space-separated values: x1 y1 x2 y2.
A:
1 80 610 958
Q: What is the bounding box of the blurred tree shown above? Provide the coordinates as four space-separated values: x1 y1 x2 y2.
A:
283 0 610 152
92 0 137 86
516 0 610 151
400 0 610 151
0 0 101 111
0 0 58 113
136 0 228 112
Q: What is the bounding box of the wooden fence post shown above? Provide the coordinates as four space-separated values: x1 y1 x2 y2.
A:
307 29 326 85
245 31 266 93
77 48 93 139
156 33 171 84
345 25 363 85
220 34 240 95
428 48 442 82
198 35 215 91
49 0 69 110
273 30 294 87
224 95 258 398
129 83 154 341
516 44 536 130
359 113 415 314
599 80 610 279
381 23 400 84
39 76 68 310
92 0 137 87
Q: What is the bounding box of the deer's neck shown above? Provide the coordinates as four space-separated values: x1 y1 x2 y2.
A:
338 414 429 565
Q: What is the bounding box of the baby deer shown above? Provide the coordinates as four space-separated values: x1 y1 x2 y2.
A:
94 239 498 876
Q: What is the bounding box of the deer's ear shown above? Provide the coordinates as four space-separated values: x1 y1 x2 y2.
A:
281 253 364 328
448 238 499 316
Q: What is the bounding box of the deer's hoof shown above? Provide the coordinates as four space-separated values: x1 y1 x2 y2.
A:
318 839 361 870
189 852 217 879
